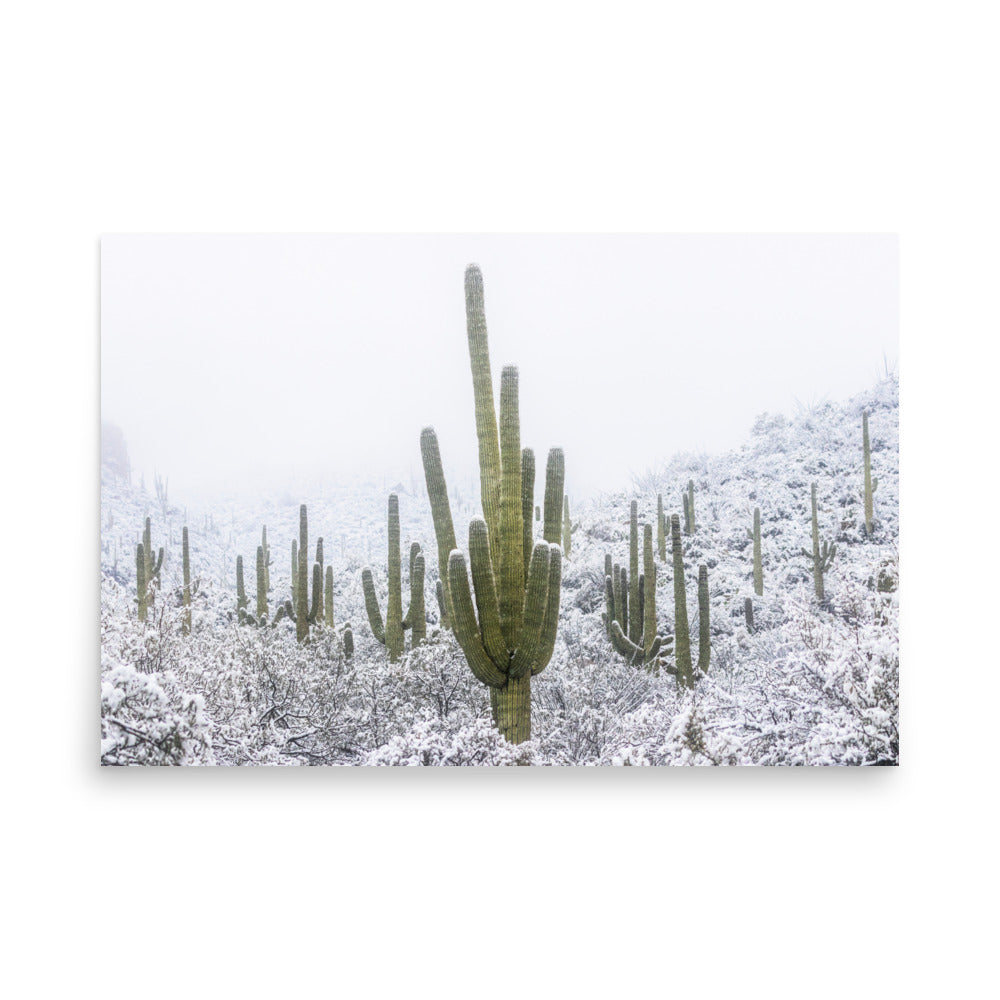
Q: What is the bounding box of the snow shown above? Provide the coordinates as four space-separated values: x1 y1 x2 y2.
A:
100 374 899 765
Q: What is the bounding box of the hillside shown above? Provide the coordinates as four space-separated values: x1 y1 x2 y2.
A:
100 374 898 766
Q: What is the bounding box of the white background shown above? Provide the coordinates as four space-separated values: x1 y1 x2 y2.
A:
4 1 997 997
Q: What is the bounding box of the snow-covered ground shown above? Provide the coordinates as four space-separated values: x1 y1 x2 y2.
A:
100 374 898 765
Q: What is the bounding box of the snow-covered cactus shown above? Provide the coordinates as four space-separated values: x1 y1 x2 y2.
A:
744 596 754 633
343 624 354 660
863 410 878 536
256 545 268 622
628 501 641 644
402 541 427 647
261 526 271 593
697 564 710 675
671 514 694 688
801 483 836 602
748 506 763 596
420 264 564 744
182 526 192 634
605 524 673 669
289 505 321 641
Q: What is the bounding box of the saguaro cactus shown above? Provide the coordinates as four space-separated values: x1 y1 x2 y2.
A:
671 514 694 688
605 523 673 669
801 482 836 602
863 410 878 537
657 494 666 561
362 494 426 660
683 480 696 535
236 555 249 623
744 597 754 634
748 506 763 596
136 517 164 620
182 526 192 634
697 564 710 675
562 496 577 557
289 505 321 641
420 264 564 744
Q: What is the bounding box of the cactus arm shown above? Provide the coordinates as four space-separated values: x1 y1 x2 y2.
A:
610 620 643 664
307 564 322 624
361 568 386 644
642 524 657 657
465 264 503 562
468 519 508 669
521 448 535 576
562 496 572 557
497 367 525 647
531 544 562 675
541 448 565 546
509 542 551 679
657 494 666 562
448 550 507 688
420 427 457 628
619 566 628 634
604 572 617 635
435 579 446 625
401 541 421 629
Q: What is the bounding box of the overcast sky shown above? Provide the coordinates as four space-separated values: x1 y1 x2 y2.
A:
101 234 898 501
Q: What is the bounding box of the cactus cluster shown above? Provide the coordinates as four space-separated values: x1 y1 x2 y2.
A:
362 493 426 661
420 264 564 744
604 501 673 669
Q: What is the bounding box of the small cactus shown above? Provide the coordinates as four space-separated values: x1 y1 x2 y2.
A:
800 483 836 602
863 410 878 536
744 596 754 634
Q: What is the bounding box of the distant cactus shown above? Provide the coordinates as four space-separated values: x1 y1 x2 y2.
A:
420 265 564 744
562 496 578 557
362 494 425 660
800 483 836 602
671 514 694 688
236 555 249 624
744 596 754 634
863 410 878 537
605 523 673 669
182 526 192 634
325 565 334 627
656 494 666 561
683 480 695 534
747 506 763 596
697 564 710 675
288 505 321 641
135 518 164 623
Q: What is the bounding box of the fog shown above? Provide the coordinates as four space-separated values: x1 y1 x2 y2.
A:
100 234 898 502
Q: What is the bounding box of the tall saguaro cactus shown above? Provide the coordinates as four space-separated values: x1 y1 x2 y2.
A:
863 410 878 537
420 265 564 744
801 482 836 602
748 506 763 596
136 517 164 621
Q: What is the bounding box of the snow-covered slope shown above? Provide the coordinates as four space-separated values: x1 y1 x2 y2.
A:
100 374 898 765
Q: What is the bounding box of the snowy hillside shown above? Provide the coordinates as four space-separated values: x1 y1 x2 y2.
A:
100 374 898 766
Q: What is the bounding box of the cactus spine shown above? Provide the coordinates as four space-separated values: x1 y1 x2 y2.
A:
420 265 564 744
748 506 763 596
182 526 192 634
863 410 878 536
801 483 836 602
671 514 694 688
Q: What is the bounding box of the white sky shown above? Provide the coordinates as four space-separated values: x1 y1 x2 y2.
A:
101 234 898 501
